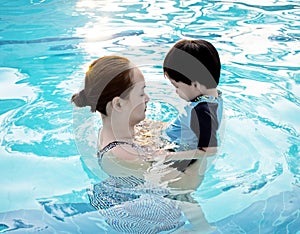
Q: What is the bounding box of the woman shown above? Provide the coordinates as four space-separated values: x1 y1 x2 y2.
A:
71 56 214 233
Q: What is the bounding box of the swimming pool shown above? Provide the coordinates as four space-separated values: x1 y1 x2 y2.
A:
0 0 299 233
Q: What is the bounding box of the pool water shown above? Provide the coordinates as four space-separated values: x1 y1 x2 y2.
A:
0 0 300 233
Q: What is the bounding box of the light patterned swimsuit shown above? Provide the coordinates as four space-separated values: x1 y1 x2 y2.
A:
88 141 185 234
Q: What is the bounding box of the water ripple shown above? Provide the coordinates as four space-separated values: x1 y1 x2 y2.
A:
0 30 144 46
269 34 299 42
231 2 298 12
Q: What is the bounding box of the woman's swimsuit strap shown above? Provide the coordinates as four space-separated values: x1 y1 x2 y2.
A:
97 141 142 159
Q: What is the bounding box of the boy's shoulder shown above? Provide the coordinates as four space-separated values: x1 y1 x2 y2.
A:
190 90 222 108
192 101 218 114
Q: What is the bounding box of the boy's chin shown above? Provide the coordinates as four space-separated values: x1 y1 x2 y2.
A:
179 95 189 101
177 93 189 101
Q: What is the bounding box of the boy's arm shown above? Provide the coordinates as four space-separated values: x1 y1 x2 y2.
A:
190 103 219 150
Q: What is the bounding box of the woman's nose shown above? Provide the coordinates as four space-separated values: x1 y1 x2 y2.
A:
145 93 150 103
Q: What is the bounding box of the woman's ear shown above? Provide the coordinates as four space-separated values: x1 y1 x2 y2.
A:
111 97 123 112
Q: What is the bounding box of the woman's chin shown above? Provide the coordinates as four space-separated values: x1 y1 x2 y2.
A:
132 116 146 126
139 115 146 123
140 114 147 122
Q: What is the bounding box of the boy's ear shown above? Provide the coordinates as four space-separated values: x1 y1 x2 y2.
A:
192 81 201 89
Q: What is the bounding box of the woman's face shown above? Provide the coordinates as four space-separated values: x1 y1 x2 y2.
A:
125 68 149 125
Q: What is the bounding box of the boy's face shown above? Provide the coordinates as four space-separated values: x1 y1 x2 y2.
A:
167 77 198 101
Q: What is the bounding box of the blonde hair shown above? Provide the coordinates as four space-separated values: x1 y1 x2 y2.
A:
72 56 136 114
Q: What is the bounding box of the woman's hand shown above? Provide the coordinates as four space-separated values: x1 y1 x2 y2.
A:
143 149 168 162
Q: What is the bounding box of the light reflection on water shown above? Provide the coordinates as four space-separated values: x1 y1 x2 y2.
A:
0 0 299 232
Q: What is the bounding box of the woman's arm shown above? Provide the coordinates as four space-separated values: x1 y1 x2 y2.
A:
172 201 216 233
152 147 217 163
101 144 152 177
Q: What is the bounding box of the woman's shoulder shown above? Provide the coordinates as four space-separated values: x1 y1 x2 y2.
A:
99 141 150 177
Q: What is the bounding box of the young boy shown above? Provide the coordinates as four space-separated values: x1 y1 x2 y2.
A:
162 39 223 170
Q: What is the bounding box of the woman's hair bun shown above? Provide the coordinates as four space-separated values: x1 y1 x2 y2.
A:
71 90 88 107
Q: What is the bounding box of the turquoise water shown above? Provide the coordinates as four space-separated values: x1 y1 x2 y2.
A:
0 0 300 233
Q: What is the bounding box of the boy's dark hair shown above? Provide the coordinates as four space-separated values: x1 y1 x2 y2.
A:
163 39 221 88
